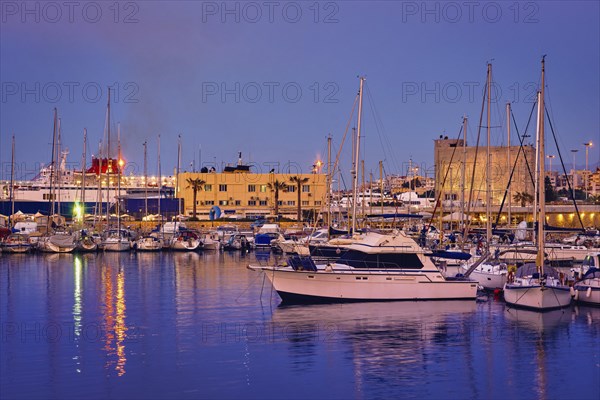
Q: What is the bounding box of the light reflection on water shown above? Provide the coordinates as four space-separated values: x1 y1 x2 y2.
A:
0 251 598 400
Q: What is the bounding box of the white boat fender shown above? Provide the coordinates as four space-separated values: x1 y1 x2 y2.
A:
570 286 575 297
586 287 592 298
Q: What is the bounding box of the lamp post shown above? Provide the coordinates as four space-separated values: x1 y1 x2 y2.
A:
546 154 555 189
571 149 579 200
584 142 593 200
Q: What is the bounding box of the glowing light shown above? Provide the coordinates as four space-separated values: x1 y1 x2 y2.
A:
73 203 83 222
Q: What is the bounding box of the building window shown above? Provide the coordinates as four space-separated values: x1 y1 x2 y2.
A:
219 200 228 206
235 200 241 206
278 200 283 206
259 200 267 206
302 201 309 206
314 201 321 206
219 184 227 192
204 184 212 192
248 200 256 206
205 200 214 205
302 185 310 192
259 185 267 193
287 200 295 206
248 185 256 192
287 185 295 192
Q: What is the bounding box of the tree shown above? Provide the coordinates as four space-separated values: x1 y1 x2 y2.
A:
267 179 287 217
186 178 205 220
513 191 534 207
544 176 557 202
289 176 310 221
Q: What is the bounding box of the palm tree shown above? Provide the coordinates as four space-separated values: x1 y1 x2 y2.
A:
267 179 287 217
186 178 205 220
513 191 534 207
290 176 309 221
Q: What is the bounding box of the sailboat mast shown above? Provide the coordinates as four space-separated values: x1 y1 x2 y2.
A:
48 108 58 218
117 123 122 233
81 128 87 218
537 57 546 273
144 140 148 217
56 118 62 216
486 63 492 246
158 134 162 227
105 90 111 225
177 134 182 216
461 116 467 234
326 135 332 227
9 135 15 228
506 102 511 226
379 161 384 229
351 77 365 234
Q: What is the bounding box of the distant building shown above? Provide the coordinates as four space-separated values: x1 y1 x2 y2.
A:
177 167 326 220
434 137 536 206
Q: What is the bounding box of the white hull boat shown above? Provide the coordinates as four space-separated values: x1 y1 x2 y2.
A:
37 233 77 253
249 264 478 303
249 231 478 303
572 266 600 306
135 236 163 252
462 262 507 290
1 234 32 253
170 231 201 251
504 264 572 310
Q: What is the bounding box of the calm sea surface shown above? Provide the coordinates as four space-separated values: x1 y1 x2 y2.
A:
1 251 598 400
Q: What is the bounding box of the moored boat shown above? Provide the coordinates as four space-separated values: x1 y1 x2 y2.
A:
248 231 478 303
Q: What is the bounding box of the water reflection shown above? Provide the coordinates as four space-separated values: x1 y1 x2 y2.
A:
100 254 128 376
505 308 571 400
1 252 599 400
72 255 83 373
272 301 478 396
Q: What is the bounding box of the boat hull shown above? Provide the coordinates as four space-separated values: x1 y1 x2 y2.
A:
504 283 572 310
1 244 32 253
573 284 600 306
464 264 507 290
255 267 478 303
100 241 131 252
135 238 163 252
170 239 201 251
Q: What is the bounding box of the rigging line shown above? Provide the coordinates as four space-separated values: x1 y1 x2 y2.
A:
545 106 585 231
364 83 401 174
462 72 488 245
427 124 464 232
331 93 359 191
512 102 537 186
493 101 538 226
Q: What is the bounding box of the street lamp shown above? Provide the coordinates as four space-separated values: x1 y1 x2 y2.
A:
546 154 556 191
584 142 593 200
546 155 555 173
571 149 579 200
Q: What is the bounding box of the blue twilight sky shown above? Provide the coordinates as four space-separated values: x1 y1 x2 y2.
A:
1 1 599 184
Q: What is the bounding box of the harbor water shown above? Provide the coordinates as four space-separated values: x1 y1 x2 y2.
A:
1 251 599 399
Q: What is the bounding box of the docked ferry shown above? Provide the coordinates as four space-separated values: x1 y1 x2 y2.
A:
0 153 172 218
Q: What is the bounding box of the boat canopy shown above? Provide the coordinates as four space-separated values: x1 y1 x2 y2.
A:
515 262 560 279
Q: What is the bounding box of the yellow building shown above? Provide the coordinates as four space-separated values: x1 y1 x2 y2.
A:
177 169 327 220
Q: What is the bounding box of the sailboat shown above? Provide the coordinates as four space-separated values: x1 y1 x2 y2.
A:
572 252 600 305
37 110 76 253
248 77 478 303
503 57 571 310
461 63 507 289
1 136 33 253
99 92 131 252
134 140 164 252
